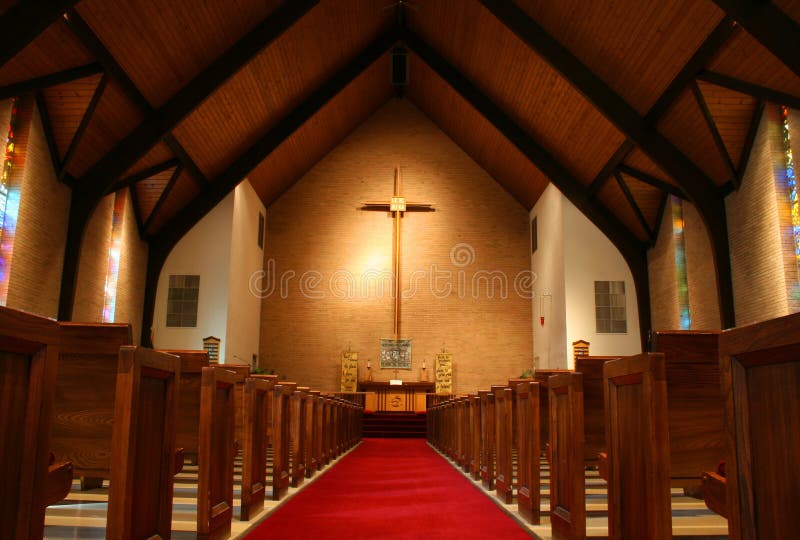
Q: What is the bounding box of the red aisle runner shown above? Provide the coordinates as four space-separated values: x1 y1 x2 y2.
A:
246 438 533 539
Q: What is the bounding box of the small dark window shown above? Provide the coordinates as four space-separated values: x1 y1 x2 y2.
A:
595 281 627 333
258 212 265 249
166 275 200 327
531 217 537 254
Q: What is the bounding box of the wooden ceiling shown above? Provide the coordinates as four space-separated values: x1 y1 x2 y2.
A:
1 0 800 326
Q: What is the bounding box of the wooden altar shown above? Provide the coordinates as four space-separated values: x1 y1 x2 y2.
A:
358 381 435 412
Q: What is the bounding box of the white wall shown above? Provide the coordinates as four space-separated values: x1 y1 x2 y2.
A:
531 184 642 369
226 180 266 366
530 184 567 368
153 191 234 359
563 198 641 364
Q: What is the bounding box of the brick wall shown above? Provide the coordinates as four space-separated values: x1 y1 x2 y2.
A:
683 201 721 330
259 99 532 393
726 106 790 325
647 198 679 330
73 189 148 341
6 98 71 318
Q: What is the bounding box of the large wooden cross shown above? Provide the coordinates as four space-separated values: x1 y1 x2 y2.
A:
361 166 433 339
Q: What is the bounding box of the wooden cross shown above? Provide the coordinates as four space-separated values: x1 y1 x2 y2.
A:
361 166 433 339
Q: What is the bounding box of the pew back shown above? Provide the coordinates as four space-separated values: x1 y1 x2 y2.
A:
513 381 541 524
575 356 619 464
160 350 209 465
240 377 274 521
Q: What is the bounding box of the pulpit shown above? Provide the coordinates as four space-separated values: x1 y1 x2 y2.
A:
358 381 435 412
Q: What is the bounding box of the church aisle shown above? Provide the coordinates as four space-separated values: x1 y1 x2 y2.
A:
245 438 535 540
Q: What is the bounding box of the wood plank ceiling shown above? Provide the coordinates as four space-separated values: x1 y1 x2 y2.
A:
1 0 799 328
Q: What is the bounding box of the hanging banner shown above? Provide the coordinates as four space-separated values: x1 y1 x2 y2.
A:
340 350 358 392
435 352 453 394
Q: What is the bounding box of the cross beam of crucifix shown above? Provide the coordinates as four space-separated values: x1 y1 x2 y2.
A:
361 166 433 339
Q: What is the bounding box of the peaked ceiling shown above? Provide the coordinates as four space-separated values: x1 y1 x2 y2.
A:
1 0 799 329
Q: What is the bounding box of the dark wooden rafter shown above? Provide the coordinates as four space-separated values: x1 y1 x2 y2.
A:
58 0 321 321
113 158 181 191
711 0 800 78
653 192 670 245
0 63 104 100
0 1 79 68
588 140 635 196
614 171 654 244
480 0 735 328
590 18 738 195
142 165 183 233
127 183 143 236
33 91 63 180
617 164 688 200
402 28 652 347
736 98 766 188
59 73 108 179
690 81 738 184
140 27 401 346
698 71 800 110
163 135 208 186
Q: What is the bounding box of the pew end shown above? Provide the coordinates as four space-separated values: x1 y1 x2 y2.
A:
700 471 727 519
44 460 74 507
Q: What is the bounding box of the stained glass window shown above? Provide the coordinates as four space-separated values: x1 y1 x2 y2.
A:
101 192 126 322
671 196 691 330
0 97 20 305
781 106 799 266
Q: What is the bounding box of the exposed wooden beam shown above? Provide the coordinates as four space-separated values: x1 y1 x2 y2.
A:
140 28 400 346
697 70 800 110
0 63 103 100
142 165 182 233
690 81 737 183
591 20 738 200
653 192 670 245
403 28 652 346
617 164 689 200
736 99 765 188
645 18 738 123
163 135 208 186
113 159 181 191
0 1 79 68
480 0 735 328
127 183 144 237
588 140 635 196
60 73 107 179
34 91 63 180
615 171 654 243
711 0 800 78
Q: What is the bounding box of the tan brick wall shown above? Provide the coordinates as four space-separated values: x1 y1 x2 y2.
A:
115 189 148 344
726 106 789 325
73 189 148 341
260 99 532 393
6 98 71 318
647 198 679 331
73 194 113 322
683 201 721 330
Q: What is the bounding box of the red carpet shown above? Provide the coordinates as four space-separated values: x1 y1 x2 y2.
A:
246 439 533 539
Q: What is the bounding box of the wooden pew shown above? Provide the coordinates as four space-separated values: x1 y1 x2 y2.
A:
106 347 181 539
272 383 293 500
290 386 307 487
651 331 724 487
468 394 481 481
304 390 319 478
240 376 274 521
197 366 237 540
51 321 132 490
160 350 209 466
513 380 541 524
548 372 585 540
479 390 495 490
221 364 250 450
718 313 800 539
310 390 324 474
603 353 671 540
461 396 472 474
493 385 514 504
534 369 570 459
574 356 619 465
0 306 70 539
